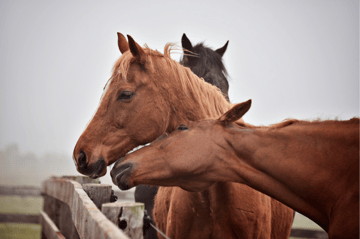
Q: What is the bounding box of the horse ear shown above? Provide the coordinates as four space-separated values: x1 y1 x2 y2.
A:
127 35 146 63
181 33 193 53
219 99 251 125
117 32 129 54
215 40 229 57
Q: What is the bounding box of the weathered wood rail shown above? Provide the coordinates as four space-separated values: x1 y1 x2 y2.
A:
0 176 143 239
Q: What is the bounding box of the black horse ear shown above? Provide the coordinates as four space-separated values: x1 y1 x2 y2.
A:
215 40 229 57
181 33 193 53
127 35 146 63
219 99 251 125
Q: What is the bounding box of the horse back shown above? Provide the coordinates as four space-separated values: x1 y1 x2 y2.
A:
153 182 293 239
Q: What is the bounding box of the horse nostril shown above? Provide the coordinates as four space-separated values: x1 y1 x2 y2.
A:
78 150 87 167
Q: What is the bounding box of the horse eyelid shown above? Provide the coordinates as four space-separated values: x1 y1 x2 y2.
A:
118 91 136 101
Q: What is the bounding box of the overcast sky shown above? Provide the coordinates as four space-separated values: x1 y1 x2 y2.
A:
1 0 358 158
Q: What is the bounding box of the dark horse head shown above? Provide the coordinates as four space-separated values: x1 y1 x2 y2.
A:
180 33 229 101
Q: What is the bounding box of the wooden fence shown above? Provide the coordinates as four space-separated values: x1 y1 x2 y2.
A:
0 176 143 239
0 175 329 239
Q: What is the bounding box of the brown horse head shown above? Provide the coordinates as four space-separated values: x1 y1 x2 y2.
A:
73 33 233 178
111 100 251 191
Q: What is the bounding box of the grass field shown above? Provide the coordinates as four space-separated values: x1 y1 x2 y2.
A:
0 196 43 239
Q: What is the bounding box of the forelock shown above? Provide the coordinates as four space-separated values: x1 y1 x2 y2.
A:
111 46 165 81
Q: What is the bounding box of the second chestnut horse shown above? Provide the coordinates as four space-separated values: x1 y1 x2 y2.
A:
112 100 359 239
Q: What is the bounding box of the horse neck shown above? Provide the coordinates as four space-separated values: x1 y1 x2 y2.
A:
220 121 359 231
158 65 233 132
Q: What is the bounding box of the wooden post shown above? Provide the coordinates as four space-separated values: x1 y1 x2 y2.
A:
82 184 112 209
102 202 144 239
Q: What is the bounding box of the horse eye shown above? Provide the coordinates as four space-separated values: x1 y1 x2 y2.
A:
177 124 189 131
118 91 135 101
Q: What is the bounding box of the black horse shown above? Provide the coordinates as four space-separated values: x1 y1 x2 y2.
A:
135 33 230 239
180 33 230 101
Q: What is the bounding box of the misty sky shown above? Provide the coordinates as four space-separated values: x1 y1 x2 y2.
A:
1 0 358 159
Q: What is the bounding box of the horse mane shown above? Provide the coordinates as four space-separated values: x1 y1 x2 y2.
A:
237 117 360 131
269 117 360 129
111 43 232 119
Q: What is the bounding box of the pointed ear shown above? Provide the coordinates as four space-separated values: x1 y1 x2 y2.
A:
117 32 129 54
215 40 229 57
181 33 193 53
127 35 146 63
219 99 251 125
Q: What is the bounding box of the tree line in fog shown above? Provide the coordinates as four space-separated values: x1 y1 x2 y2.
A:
0 144 77 186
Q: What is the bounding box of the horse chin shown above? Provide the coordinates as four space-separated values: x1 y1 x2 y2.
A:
113 163 135 191
180 181 215 192
89 169 106 179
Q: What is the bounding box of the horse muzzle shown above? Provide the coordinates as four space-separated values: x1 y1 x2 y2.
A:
76 154 107 179
111 158 135 190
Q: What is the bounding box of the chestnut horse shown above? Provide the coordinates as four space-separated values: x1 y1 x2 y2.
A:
74 34 293 238
112 100 359 239
135 33 231 239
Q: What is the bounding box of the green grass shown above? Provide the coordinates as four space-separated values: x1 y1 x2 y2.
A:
0 196 43 239
0 196 43 214
0 224 41 239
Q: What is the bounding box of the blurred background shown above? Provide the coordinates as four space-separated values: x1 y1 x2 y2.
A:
0 0 358 237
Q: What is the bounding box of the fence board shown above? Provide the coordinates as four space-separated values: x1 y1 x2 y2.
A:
40 211 66 239
42 177 129 239
43 194 80 239
0 185 41 197
0 213 40 224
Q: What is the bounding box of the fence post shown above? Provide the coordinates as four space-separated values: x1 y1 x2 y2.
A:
102 202 144 239
82 184 112 209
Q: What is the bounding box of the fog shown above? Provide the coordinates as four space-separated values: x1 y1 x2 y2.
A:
0 1 358 187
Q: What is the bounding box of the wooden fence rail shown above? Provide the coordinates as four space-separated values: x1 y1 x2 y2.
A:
0 185 41 197
0 185 42 225
0 176 328 239
0 176 143 239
